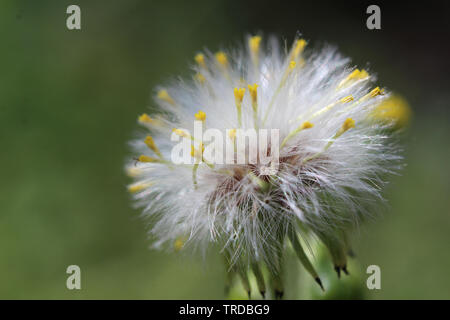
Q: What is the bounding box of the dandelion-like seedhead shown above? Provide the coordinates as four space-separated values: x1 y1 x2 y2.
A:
126 35 404 298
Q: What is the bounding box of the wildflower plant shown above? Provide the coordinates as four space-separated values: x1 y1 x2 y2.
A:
126 35 404 298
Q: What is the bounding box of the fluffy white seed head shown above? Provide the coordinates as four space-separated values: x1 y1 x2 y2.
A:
126 35 402 274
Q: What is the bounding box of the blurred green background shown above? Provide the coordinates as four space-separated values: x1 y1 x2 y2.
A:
1 0 449 299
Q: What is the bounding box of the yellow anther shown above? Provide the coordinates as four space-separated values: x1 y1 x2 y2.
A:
341 118 355 132
138 114 163 127
234 87 245 127
249 36 262 55
138 155 159 163
297 96 355 123
234 87 246 104
349 69 368 80
138 113 152 124
190 143 204 158
300 121 314 130
215 51 228 67
369 87 384 98
292 39 307 60
128 182 152 193
340 95 354 104
128 184 145 193
228 129 237 140
174 238 184 251
348 69 362 80
358 87 385 103
338 69 370 89
302 118 356 163
289 60 296 70
194 53 206 68
359 69 369 78
248 84 258 105
144 136 162 157
281 121 314 148
157 89 175 105
194 110 206 122
144 135 156 150
194 73 206 84
172 128 191 139
249 35 262 66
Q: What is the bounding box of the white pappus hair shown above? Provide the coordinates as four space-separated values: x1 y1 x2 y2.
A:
125 34 403 296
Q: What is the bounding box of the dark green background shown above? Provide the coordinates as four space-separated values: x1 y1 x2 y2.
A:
1 0 449 299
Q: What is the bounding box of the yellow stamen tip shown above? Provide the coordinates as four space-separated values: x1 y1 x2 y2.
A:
338 69 370 89
145 135 154 144
194 73 206 84
138 155 158 163
172 128 190 139
342 118 355 132
194 110 206 122
174 238 184 251
359 69 369 78
144 136 160 154
234 87 246 103
370 87 384 98
348 69 361 79
215 51 228 67
138 114 162 127
289 60 296 69
293 39 307 59
157 89 175 105
191 143 205 158
300 121 314 130
249 35 262 53
228 129 237 140
194 53 206 68
248 83 258 96
281 121 315 148
138 113 152 124
128 182 152 193
340 95 354 103
248 83 258 104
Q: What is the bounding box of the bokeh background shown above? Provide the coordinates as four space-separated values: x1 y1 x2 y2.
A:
1 0 449 299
